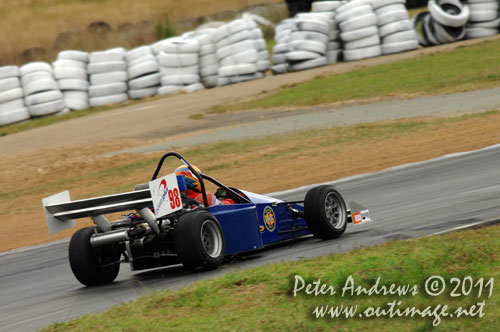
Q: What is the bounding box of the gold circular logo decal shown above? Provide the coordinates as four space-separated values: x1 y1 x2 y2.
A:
263 206 276 232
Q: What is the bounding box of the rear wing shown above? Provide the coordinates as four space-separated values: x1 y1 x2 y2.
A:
42 173 189 234
42 189 153 234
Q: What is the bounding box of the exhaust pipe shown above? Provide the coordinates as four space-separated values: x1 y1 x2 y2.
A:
90 229 129 247
89 223 154 247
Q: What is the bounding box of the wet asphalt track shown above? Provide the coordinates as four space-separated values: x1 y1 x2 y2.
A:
1 144 500 331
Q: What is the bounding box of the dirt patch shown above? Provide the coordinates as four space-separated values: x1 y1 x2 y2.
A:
2 113 500 252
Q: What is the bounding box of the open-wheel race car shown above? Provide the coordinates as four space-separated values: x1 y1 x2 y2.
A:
42 152 371 286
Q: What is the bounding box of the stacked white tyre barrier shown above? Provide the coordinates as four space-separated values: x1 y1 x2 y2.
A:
184 29 219 88
413 0 470 46
213 19 265 86
373 0 418 54
0 66 29 126
272 19 294 75
337 0 382 61
286 13 329 71
311 1 345 64
151 38 171 56
21 62 65 117
251 24 271 77
125 46 160 99
158 38 204 94
464 0 499 38
54 50 89 110
217 19 270 78
88 49 128 107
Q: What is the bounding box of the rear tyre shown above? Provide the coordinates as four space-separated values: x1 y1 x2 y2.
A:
68 227 121 286
174 211 225 271
304 185 348 240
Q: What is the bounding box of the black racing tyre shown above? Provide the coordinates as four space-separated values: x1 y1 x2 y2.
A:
304 185 348 240
68 227 121 286
174 211 225 271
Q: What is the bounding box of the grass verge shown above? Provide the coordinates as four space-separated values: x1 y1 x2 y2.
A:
40 224 500 331
211 39 500 113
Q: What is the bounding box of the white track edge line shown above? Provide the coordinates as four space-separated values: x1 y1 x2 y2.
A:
426 217 500 237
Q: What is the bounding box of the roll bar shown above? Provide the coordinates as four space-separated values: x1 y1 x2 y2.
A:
151 152 251 206
151 152 209 207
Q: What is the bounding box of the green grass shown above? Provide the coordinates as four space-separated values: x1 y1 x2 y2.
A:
266 37 276 56
155 14 176 39
40 223 500 332
212 39 500 113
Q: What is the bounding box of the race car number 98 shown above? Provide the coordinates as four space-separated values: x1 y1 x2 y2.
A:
149 173 183 218
168 188 181 209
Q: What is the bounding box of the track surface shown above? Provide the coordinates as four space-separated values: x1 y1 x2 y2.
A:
1 144 500 332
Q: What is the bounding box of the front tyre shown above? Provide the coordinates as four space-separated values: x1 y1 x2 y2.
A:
68 227 121 286
174 211 225 271
304 185 348 240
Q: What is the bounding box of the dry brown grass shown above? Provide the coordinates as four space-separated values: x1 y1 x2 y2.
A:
0 0 283 65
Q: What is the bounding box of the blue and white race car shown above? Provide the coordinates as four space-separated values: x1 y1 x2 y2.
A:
42 152 371 286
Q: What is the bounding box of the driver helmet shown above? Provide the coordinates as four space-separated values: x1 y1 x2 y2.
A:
175 165 202 192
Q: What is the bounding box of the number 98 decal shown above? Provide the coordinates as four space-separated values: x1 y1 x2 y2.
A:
149 173 183 218
169 188 181 209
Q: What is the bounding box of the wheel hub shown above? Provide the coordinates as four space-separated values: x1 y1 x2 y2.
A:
200 220 222 258
324 192 345 230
